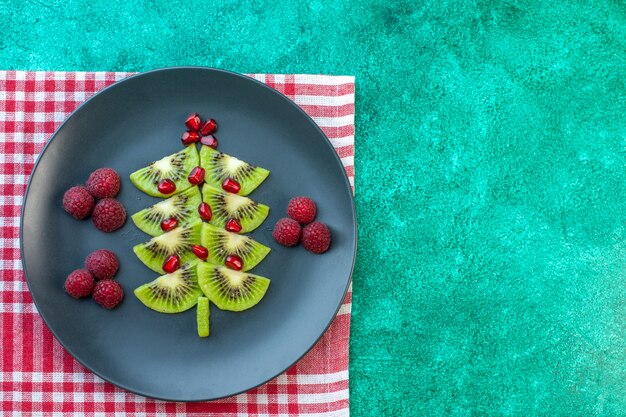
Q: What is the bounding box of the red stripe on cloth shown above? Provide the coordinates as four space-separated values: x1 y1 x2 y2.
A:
0 71 354 416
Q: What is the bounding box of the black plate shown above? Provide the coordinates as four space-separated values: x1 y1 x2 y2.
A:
20 68 356 401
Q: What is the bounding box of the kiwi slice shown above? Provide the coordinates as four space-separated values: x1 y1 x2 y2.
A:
201 223 270 271
196 296 210 337
197 262 270 311
199 146 269 196
202 186 269 233
134 262 202 313
130 146 199 197
133 220 202 273
131 187 202 236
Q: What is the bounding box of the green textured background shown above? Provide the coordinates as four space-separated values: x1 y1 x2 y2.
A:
2 0 626 415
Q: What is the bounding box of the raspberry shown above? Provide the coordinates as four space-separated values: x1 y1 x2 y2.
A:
272 218 302 247
64 269 95 298
287 196 317 224
92 279 124 309
302 222 331 254
92 198 126 232
86 168 121 199
62 186 95 219
85 249 119 280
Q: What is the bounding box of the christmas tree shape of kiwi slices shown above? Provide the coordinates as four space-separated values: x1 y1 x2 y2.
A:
197 262 270 312
201 223 270 272
130 145 199 197
133 220 202 273
134 262 202 313
202 185 269 233
200 146 269 196
131 187 202 236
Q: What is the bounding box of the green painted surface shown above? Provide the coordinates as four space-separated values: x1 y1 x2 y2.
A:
2 0 625 414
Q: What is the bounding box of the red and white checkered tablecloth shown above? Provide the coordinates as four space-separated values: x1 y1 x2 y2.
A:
0 71 354 416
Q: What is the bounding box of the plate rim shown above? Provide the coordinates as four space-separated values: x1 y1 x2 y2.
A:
19 66 358 401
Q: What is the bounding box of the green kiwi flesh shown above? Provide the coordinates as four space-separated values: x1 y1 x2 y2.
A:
202 186 269 233
134 262 202 313
133 220 202 273
130 145 199 197
201 223 270 271
131 186 202 236
199 146 269 196
196 296 210 337
197 262 270 311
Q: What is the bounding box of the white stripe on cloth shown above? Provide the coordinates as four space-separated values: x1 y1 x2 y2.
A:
295 94 355 107
311 115 354 128
293 75 355 85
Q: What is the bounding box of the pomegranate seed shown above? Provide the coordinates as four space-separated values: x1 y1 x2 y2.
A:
160 217 178 232
200 134 218 148
185 113 202 131
157 179 176 195
225 254 243 271
181 131 200 146
162 255 181 273
188 166 205 185
225 218 242 233
192 245 209 261
198 202 212 221
200 119 217 136
222 178 241 194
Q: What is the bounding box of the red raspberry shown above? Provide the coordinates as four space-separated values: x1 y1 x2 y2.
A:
64 269 95 298
92 198 126 232
272 218 302 247
302 222 331 254
85 249 119 280
287 196 317 224
92 279 124 309
62 186 95 219
86 168 121 199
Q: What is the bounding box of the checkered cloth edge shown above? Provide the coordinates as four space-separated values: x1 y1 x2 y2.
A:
0 71 354 416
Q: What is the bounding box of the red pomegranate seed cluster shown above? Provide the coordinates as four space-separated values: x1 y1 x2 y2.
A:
64 249 124 309
273 196 331 254
62 168 126 233
181 112 218 148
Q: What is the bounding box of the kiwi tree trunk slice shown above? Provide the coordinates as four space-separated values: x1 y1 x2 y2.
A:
134 262 203 313
196 296 210 337
202 186 269 233
201 223 270 271
199 146 270 196
133 220 202 273
131 186 202 236
197 262 270 312
130 145 199 198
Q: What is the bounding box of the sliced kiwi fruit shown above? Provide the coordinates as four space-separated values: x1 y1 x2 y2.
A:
131 187 202 237
134 262 202 313
197 262 270 311
201 223 270 271
202 186 269 233
196 296 210 337
130 146 199 197
133 220 202 273
199 146 269 196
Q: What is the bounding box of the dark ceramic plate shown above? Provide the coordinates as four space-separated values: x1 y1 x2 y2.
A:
20 68 356 401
